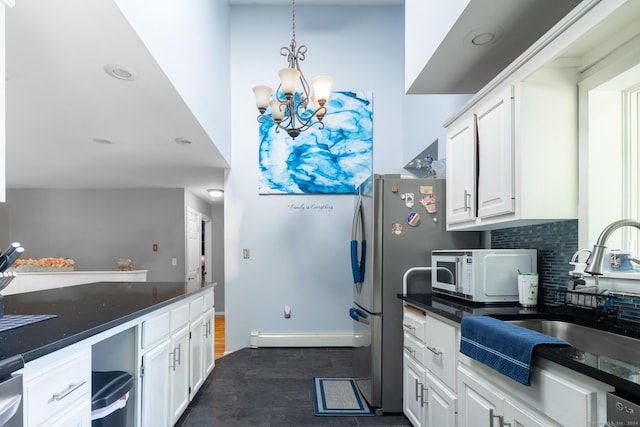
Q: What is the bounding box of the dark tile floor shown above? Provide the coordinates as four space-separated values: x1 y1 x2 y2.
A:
176 347 411 426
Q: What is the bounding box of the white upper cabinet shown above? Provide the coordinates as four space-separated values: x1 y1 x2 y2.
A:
443 0 640 230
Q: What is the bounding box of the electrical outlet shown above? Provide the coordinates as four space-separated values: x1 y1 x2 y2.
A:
243 248 250 259
171 258 177 266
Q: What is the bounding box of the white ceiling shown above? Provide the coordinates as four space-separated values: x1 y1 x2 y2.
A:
5 0 228 202
4 0 579 202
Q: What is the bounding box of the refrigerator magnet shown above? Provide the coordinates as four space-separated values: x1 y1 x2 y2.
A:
407 212 421 226
391 223 404 235
405 193 415 208
420 195 437 213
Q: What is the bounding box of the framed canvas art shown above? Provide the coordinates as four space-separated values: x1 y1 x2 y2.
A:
258 91 373 194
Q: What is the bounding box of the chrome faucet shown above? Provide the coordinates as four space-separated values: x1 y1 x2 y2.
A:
584 219 640 275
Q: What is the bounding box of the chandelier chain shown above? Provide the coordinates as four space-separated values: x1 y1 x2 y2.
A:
291 0 296 42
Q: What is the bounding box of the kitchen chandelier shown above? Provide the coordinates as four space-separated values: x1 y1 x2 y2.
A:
252 0 333 139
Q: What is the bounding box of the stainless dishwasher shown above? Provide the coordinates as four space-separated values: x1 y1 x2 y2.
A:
0 373 22 426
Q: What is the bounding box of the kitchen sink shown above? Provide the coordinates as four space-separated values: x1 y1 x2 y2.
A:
505 319 640 364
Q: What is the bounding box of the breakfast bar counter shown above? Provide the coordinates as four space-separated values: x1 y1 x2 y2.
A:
0 281 211 374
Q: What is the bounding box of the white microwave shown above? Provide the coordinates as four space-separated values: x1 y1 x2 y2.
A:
431 249 537 303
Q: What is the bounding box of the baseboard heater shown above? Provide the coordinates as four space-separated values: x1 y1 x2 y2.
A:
249 331 356 348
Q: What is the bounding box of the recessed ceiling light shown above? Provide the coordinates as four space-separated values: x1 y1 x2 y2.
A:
92 138 114 145
104 64 138 81
471 32 496 46
207 189 224 198
174 137 192 145
464 26 504 47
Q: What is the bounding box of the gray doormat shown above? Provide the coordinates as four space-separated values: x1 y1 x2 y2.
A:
0 314 56 333
312 377 374 416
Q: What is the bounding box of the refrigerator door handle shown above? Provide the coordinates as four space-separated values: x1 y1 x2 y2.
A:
349 307 370 324
351 196 366 284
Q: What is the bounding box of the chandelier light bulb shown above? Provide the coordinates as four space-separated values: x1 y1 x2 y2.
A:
311 75 333 106
278 68 301 99
253 85 273 112
270 98 285 121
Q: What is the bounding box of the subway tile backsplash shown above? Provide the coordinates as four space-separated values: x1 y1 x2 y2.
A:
491 219 640 323
491 220 578 290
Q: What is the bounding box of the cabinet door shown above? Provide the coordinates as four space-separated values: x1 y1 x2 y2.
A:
446 114 477 225
475 86 515 219
190 314 205 397
426 372 457 427
457 365 503 427
504 400 561 427
203 308 215 376
169 325 191 424
48 401 91 427
403 353 426 427
141 339 171 427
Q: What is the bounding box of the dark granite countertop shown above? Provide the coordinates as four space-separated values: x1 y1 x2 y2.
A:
399 292 640 401
0 281 212 378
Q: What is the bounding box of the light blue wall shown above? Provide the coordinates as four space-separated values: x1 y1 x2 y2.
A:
225 5 469 352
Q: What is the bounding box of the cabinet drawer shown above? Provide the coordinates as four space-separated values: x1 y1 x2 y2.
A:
404 333 425 365
203 289 214 310
25 351 91 427
425 314 457 391
190 295 204 320
171 303 190 331
141 310 170 348
403 307 426 342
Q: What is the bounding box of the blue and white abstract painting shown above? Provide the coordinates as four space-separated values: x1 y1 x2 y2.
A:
258 91 373 194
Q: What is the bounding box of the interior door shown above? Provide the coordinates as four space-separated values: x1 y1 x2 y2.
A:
186 209 201 291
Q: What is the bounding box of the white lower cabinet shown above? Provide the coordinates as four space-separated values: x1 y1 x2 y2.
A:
457 355 613 427
169 324 191 424
23 346 92 426
203 307 215 376
140 337 171 427
403 352 426 427
189 308 205 396
403 306 458 427
426 372 457 427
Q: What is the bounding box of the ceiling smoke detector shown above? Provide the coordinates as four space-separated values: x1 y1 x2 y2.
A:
104 64 138 81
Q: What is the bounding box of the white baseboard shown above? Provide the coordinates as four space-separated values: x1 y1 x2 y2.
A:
249 331 355 348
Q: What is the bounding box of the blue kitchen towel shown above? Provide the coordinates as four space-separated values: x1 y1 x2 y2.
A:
460 316 570 386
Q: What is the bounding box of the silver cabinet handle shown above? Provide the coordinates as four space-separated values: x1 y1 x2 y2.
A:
175 343 182 365
420 384 427 407
489 409 506 427
464 190 471 212
403 345 416 356
169 343 182 370
52 380 86 401
403 323 415 332
427 346 442 356
415 379 423 403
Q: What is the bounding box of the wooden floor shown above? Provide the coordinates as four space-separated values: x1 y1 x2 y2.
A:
214 315 225 359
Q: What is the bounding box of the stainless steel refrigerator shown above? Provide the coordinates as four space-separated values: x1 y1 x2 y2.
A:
349 174 480 414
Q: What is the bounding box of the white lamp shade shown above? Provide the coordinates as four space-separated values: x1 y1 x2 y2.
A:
311 75 333 104
278 68 301 95
253 85 273 109
270 98 285 120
